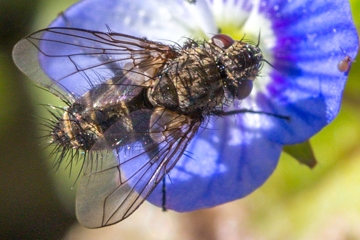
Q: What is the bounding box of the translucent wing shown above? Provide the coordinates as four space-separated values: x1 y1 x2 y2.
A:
76 108 200 228
12 27 176 97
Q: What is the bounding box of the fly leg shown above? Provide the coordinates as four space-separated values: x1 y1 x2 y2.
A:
213 109 290 120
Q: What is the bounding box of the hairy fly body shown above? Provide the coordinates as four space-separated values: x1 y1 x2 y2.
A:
13 28 263 228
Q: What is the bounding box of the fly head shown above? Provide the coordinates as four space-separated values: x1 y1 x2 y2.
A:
210 34 263 100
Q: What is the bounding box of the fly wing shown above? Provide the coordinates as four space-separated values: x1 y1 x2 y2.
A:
76 108 200 228
12 27 176 98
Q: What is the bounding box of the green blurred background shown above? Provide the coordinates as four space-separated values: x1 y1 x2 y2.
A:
1 0 360 239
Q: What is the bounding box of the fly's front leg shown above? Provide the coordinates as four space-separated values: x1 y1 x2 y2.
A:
213 109 290 121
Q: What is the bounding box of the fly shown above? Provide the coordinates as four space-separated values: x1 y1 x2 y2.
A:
13 28 264 228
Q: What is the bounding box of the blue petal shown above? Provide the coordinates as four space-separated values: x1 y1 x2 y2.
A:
49 0 217 42
147 115 282 211
255 0 359 143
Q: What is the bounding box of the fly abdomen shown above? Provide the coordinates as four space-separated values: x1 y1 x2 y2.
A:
51 98 133 151
51 106 101 151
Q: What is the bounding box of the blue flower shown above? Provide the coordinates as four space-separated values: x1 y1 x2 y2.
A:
23 0 360 216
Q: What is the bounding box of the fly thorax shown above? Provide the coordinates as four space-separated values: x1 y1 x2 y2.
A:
148 47 224 115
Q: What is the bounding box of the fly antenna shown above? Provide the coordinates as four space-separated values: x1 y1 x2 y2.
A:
256 29 261 47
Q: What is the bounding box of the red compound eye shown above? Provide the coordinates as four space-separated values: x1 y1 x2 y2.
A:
211 34 234 49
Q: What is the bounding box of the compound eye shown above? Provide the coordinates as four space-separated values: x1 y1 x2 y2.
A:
236 79 253 100
211 34 234 49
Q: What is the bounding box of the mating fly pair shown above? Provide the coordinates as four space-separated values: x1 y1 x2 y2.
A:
13 27 264 228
